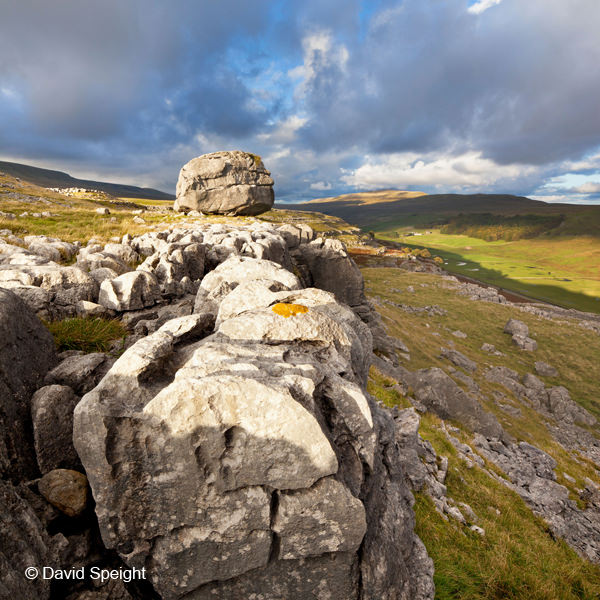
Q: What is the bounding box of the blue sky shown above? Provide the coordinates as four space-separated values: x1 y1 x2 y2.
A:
1 0 599 204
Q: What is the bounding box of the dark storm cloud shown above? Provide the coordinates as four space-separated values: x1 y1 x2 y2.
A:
1 0 599 200
297 0 600 166
0 0 273 157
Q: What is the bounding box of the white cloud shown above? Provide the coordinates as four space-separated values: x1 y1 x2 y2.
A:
288 30 349 98
341 151 537 190
468 0 503 15
576 181 600 193
257 115 307 145
310 181 332 191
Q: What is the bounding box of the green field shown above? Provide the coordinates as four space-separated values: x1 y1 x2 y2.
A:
375 228 600 313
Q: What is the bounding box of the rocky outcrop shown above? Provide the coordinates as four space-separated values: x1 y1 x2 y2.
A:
474 436 600 563
0 289 57 482
0 479 63 600
74 256 433 600
400 367 504 440
174 151 275 216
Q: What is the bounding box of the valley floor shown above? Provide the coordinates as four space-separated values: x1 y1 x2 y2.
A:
374 228 600 314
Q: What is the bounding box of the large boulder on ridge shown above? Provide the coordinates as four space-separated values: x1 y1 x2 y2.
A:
174 151 275 216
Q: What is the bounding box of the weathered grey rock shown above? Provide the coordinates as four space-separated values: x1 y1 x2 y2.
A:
273 477 367 559
138 242 205 297
474 436 600 563
194 255 301 314
78 251 130 275
74 259 432 600
44 352 114 396
0 288 57 482
535 361 558 377
88 267 119 285
98 270 161 311
0 479 62 600
38 469 89 517
292 237 366 307
504 318 529 337
440 347 477 372
174 151 275 216
75 300 115 319
31 385 81 473
512 334 537 351
546 386 596 426
403 367 504 439
0 265 99 308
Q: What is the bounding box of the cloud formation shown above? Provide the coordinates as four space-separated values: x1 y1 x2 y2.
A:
0 0 599 203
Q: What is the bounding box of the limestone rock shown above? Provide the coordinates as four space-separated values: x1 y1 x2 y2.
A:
440 347 477 372
535 361 558 377
0 479 61 599
38 469 89 517
273 477 367 559
512 334 537 351
73 257 433 600
174 151 274 216
44 352 114 396
0 288 57 482
403 367 504 440
504 318 529 337
31 385 81 473
98 270 161 311
292 237 366 307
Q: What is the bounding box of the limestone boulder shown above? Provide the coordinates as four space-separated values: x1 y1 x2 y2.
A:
174 151 275 216
31 385 81 473
0 480 62 599
0 288 57 482
292 237 366 307
404 367 504 440
98 270 161 311
73 258 432 600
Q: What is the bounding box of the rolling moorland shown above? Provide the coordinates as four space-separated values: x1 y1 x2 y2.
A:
281 191 600 313
1 166 600 599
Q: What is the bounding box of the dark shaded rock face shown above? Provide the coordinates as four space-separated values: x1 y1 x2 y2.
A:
0 288 57 482
174 151 275 216
74 255 434 600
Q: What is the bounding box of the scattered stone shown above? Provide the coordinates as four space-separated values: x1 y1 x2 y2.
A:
535 361 558 377
440 348 478 373
38 469 89 517
132 215 146 224
470 525 485 536
512 334 538 351
452 330 467 338
504 318 529 337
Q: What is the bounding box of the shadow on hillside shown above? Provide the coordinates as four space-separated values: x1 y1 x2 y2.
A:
367 242 600 315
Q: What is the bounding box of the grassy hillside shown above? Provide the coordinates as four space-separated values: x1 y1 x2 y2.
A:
364 266 600 599
279 191 580 230
281 190 600 313
0 160 173 200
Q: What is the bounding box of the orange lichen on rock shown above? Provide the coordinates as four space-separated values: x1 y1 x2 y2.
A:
271 303 309 318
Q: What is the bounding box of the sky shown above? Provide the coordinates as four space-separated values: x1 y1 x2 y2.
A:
1 0 599 204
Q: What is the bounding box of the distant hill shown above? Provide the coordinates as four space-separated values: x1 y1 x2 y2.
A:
278 191 581 229
0 160 174 200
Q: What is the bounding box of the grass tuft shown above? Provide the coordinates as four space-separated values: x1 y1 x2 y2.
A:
45 317 127 353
